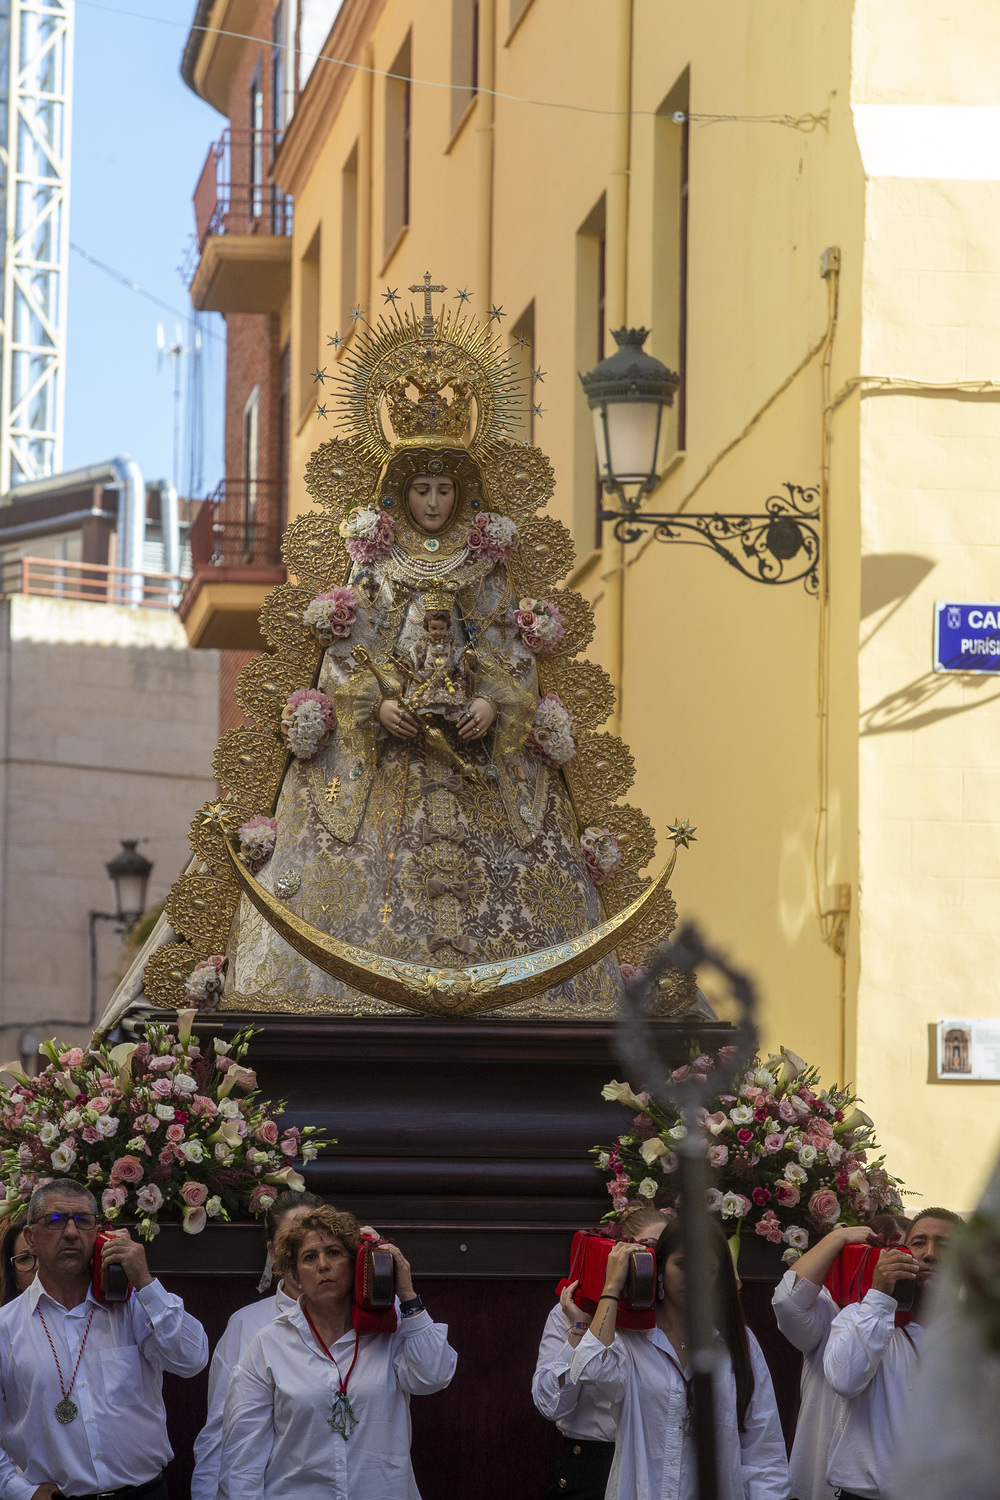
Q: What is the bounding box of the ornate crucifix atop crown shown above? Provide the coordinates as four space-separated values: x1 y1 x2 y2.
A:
410 271 447 336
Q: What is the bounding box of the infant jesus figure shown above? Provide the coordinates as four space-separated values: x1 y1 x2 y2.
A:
405 610 471 724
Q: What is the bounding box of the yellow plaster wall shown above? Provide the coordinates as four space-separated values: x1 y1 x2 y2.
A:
275 0 1000 1206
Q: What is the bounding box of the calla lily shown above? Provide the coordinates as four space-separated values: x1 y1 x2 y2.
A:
182 1205 207 1234
52 1071 80 1101
39 1039 62 1068
208 1120 243 1149
0 1061 32 1087
847 1168 869 1194
108 1042 138 1070
836 1107 873 1135
176 1008 198 1049
216 1064 255 1099
600 1079 647 1112
264 1166 306 1193
640 1136 671 1165
778 1048 808 1090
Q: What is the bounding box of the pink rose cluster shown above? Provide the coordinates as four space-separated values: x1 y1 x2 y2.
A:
303 587 358 645
280 688 337 760
580 826 623 885
513 597 565 653
526 694 576 768
184 955 225 1011
466 511 519 564
596 1046 903 1262
339 506 394 564
237 816 278 873
0 1017 332 1241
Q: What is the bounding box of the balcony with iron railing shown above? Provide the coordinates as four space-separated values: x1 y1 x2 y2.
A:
0 556 185 610
188 129 293 315
178 478 288 649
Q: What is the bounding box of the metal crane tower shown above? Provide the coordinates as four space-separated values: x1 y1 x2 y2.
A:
0 0 73 492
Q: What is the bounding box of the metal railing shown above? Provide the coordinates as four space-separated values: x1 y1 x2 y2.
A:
189 479 286 569
0 555 185 609
193 128 293 254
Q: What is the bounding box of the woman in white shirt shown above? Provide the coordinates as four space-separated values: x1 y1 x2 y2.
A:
570 1216 789 1500
191 1189 324 1500
220 1204 457 1500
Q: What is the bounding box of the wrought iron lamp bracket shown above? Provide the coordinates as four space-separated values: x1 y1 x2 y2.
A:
600 481 821 594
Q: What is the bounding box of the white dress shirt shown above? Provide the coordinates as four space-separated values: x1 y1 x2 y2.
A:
823 1289 923 1500
220 1300 457 1499
0 1274 208 1500
191 1283 298 1500
570 1323 790 1500
771 1269 840 1500
531 1301 617 1442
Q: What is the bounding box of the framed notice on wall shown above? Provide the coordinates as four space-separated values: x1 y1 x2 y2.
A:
936 1019 1000 1080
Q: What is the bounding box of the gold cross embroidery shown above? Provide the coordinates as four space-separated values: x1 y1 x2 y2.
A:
326 776 341 804
379 900 392 924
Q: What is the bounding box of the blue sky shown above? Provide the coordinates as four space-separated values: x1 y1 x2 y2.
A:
65 1 226 493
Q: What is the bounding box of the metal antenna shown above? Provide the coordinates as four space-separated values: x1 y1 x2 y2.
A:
157 321 189 491
0 0 74 492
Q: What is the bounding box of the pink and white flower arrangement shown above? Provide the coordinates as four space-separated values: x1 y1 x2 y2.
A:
183 955 226 1010
466 511 519 564
303 586 358 644
237 816 278 872
527 694 576 768
596 1047 902 1263
0 1014 332 1240
281 688 337 760
580 826 622 884
513 597 565 653
339 506 394 564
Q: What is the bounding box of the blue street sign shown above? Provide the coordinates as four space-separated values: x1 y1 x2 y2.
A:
934 601 1000 673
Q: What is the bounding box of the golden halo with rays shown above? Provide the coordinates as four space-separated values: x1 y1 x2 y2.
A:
331 283 526 469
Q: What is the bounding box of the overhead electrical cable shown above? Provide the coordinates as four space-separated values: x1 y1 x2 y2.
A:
75 0 827 130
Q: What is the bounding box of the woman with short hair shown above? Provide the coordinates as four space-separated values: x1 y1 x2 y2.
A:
570 1217 789 1499
220 1205 456 1499
190 1189 324 1500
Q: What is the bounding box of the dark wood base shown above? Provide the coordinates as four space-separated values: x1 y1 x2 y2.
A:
149 1015 803 1499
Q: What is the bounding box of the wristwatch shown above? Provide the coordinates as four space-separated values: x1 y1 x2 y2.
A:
399 1294 425 1317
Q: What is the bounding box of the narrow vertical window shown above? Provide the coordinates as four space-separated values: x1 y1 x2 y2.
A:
573 194 606 551
342 143 359 332
450 0 479 135
243 386 260 540
384 33 412 257
248 64 264 223
509 302 535 444
299 228 321 418
652 69 690 457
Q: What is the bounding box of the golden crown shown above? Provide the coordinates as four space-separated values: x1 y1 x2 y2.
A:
330 273 525 467
383 367 473 449
422 581 459 613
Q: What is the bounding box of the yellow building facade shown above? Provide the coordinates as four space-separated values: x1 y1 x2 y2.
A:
186 0 1000 1210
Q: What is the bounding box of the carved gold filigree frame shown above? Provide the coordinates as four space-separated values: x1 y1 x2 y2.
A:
147 434 680 1013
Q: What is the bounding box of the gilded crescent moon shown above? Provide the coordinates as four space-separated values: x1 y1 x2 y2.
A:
224 837 679 1017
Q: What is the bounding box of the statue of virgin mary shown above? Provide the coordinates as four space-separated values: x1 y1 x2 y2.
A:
142 280 688 1020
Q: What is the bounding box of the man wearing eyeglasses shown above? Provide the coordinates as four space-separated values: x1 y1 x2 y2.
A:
0 1179 208 1500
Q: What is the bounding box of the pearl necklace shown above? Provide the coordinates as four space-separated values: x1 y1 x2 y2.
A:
383 544 486 582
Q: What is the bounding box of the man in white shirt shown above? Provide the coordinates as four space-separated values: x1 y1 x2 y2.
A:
532 1207 668 1500
0 1178 208 1500
823 1208 959 1500
771 1224 872 1499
